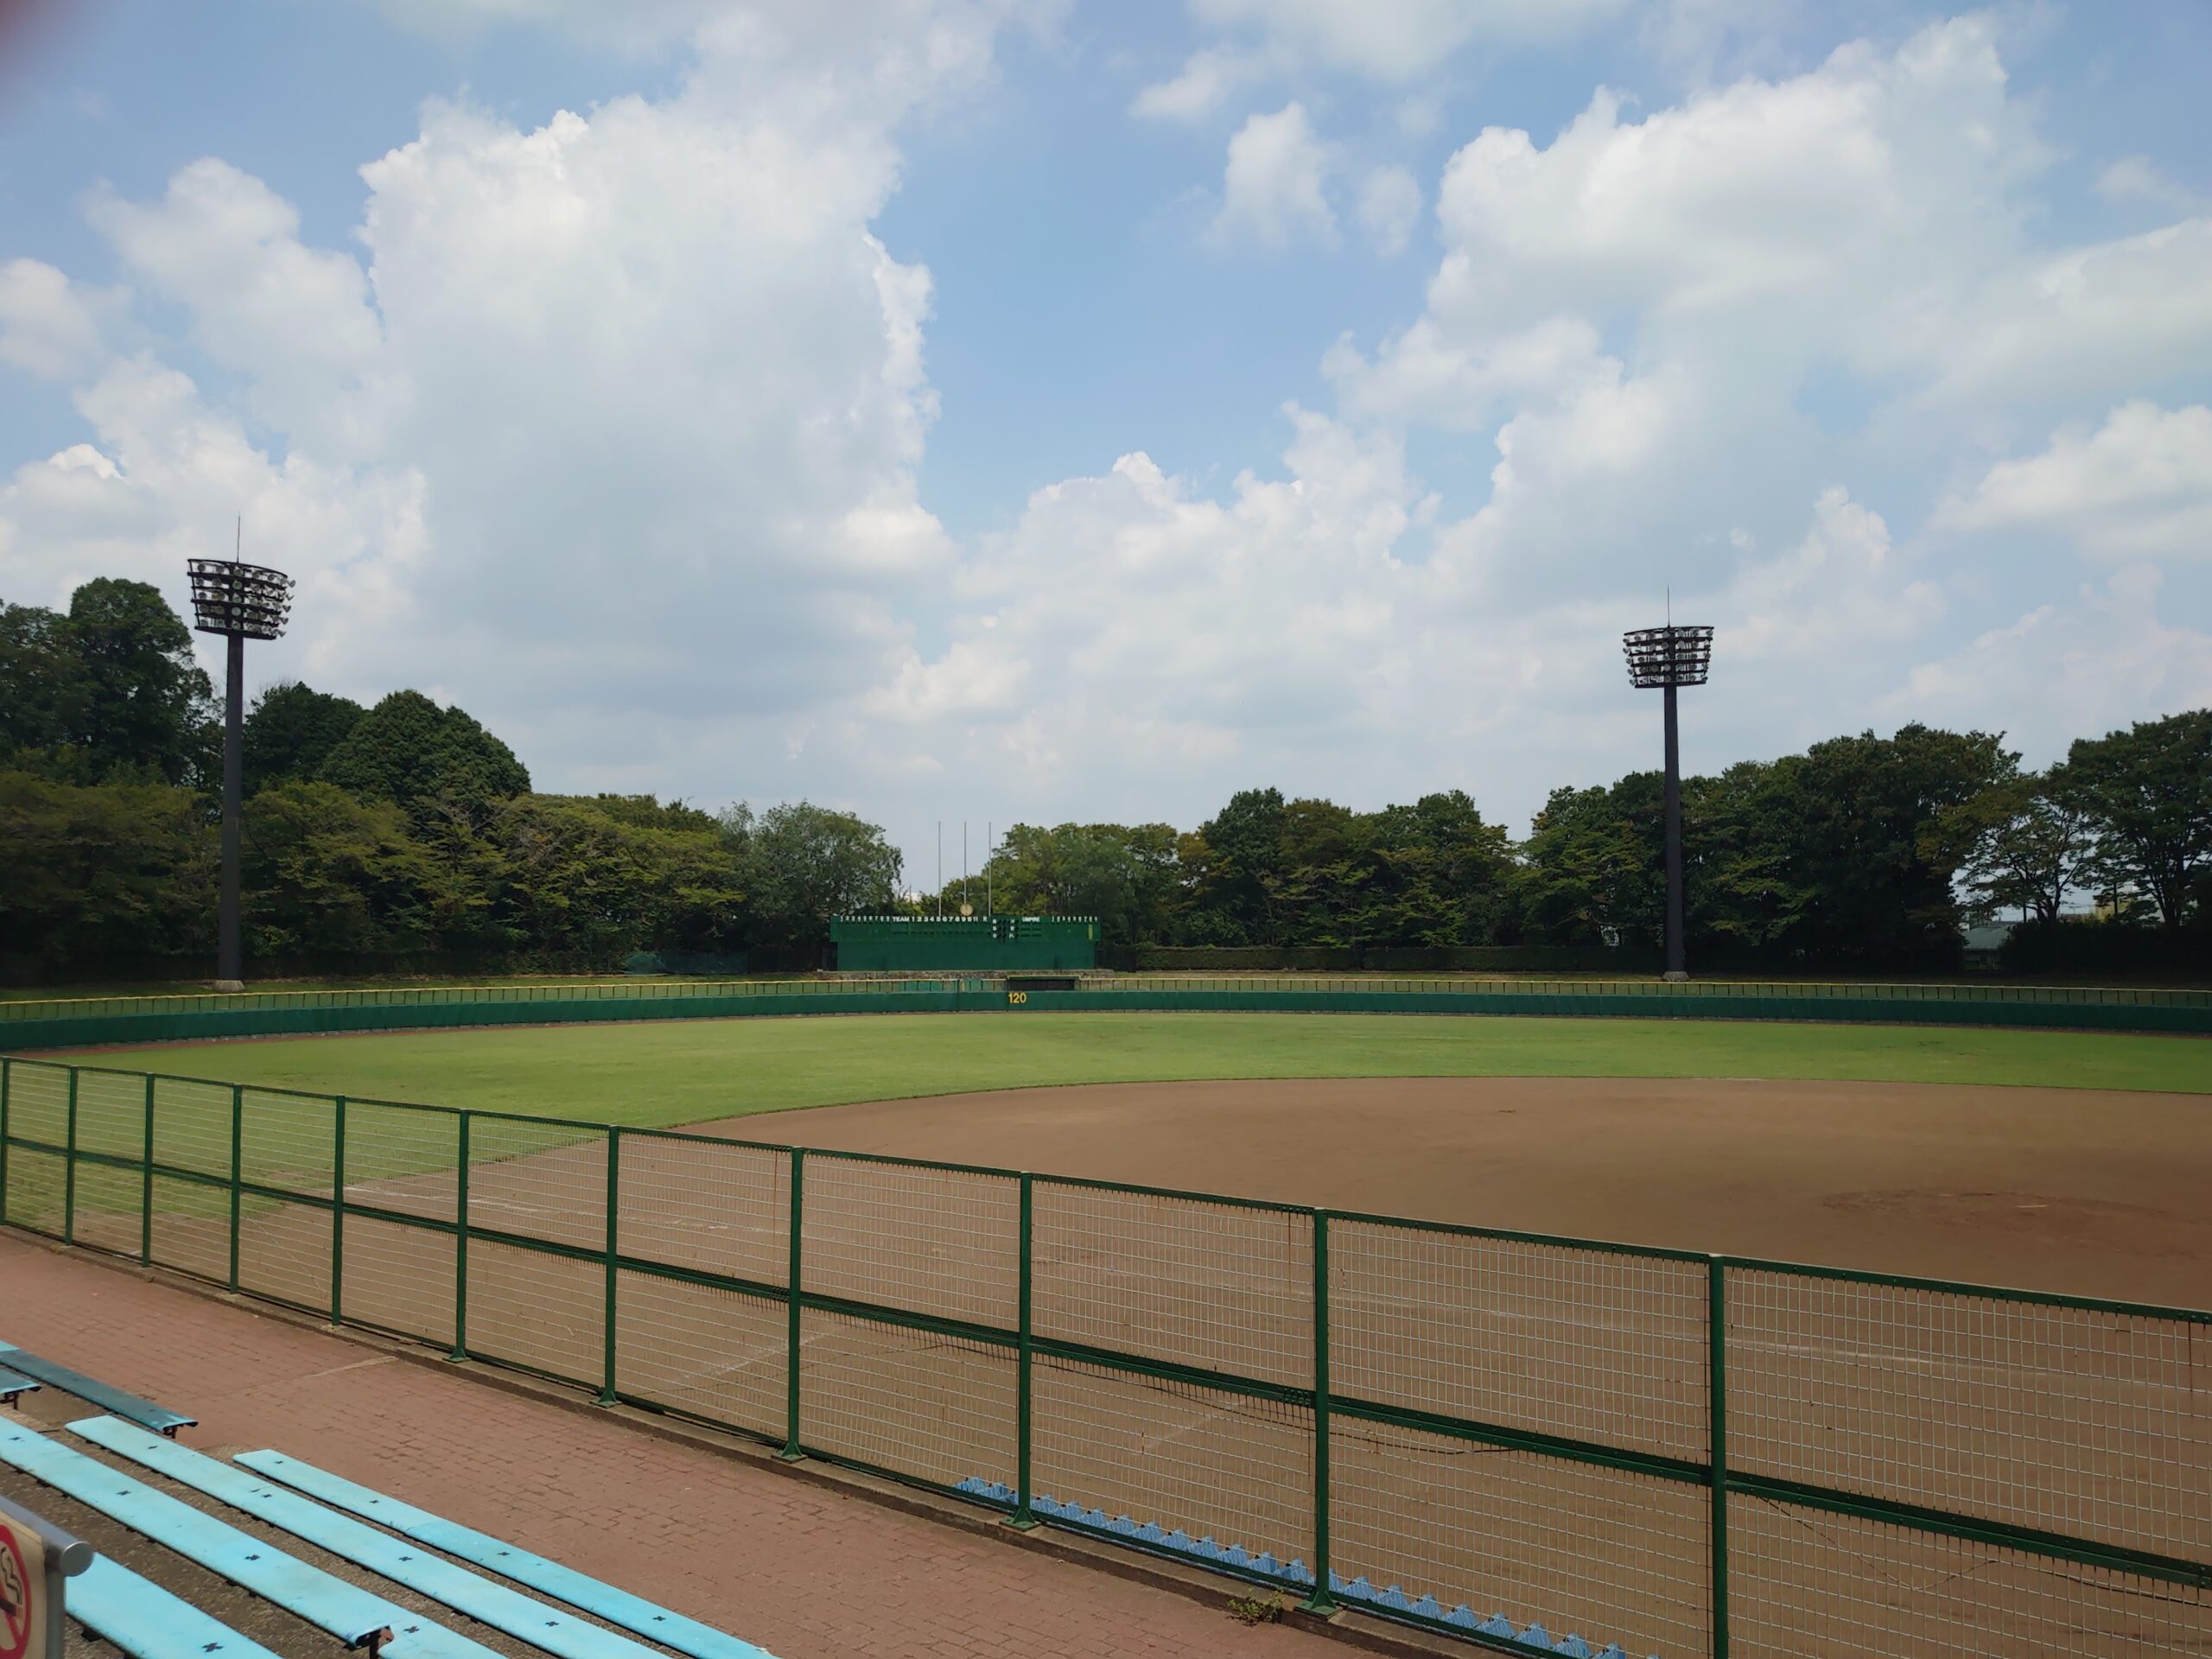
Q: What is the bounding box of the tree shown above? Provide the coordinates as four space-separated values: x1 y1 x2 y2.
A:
1953 773 2094 926
1189 788 1288 945
241 781 454 957
723 801 901 961
63 579 219 785
0 601 93 773
243 682 365 795
1757 725 2015 966
1352 791 1516 947
983 822 1185 943
0 770 215 966
2056 710 2212 929
319 690 530 818
1516 779 1664 949
487 795 744 964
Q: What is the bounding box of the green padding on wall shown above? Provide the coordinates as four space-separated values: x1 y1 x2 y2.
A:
3 981 2209 1049
1010 989 2212 1034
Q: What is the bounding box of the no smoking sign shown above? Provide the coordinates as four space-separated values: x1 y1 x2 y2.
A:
0 1494 91 1659
0 1516 40 1659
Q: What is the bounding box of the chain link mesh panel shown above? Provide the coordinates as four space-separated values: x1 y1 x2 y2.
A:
341 1214 456 1345
148 1173 229 1281
151 1077 234 1178
464 1235 602 1386
618 1135 786 1287
615 1269 785 1440
1031 1354 1315 1575
340 1103 461 1224
1726 1267 2210 1566
803 1155 1018 1329
239 1089 334 1196
71 1070 144 1160
1330 1416 1711 1656
1729 1494 2212 1657
3 1145 64 1232
68 1160 143 1255
797 1307 1017 1490
237 1197 332 1313
5 1063 68 1145
466 1118 607 1253
1333 1219 1709 1465
1033 1183 1313 1389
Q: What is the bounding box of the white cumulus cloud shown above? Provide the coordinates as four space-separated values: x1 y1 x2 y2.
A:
1212 102 1338 251
1357 165 1423 257
1940 402 2212 561
0 260 111 382
1129 46 1260 123
1188 0 1628 79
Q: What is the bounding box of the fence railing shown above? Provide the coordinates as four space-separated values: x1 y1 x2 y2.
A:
0 976 981 1026
7 974 2207 1027
1098 975 2212 1006
6 974 2209 1053
3 1053 2206 1657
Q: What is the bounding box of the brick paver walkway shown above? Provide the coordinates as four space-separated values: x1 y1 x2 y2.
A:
0 1232 1346 1658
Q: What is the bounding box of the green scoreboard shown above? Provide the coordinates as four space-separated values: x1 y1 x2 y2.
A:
830 914 1098 972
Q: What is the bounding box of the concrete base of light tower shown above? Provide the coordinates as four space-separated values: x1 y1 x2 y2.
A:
211 979 245 993
1662 970 1689 983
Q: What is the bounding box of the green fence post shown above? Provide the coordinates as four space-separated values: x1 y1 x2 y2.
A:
599 1127 620 1406
451 1112 471 1361
0 1057 10 1227
1301 1208 1336 1614
140 1073 155 1265
1709 1255 1730 1659
1007 1172 1038 1529
780 1146 804 1460
63 1067 79 1245
226 1084 243 1291
329 1096 346 1325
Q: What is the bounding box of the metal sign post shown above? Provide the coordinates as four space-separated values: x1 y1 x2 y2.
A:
0 1492 94 1659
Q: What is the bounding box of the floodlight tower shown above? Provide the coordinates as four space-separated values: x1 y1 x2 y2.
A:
1622 621 1713 982
188 547 295 989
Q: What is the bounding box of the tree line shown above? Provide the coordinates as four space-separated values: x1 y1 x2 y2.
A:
3 577 2207 980
2 581 899 976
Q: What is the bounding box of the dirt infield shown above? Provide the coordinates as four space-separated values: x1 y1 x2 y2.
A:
690 1075 2212 1307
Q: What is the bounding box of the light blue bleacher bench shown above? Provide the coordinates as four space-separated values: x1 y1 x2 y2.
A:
71 1553 284 1659
0 1419 500 1659
0 1343 194 1436
73 1417 682 1659
238 1447 779 1659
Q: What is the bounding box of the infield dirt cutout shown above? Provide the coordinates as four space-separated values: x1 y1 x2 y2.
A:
689 1075 2212 1306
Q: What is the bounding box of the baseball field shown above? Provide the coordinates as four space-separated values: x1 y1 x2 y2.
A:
9 1007 2208 1657
83 1009 2211 1303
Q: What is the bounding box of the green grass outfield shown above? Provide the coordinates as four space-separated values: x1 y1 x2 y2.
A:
92 1011 2212 1130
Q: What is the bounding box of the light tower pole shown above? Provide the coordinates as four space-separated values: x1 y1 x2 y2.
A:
1622 622 1713 982
188 550 295 990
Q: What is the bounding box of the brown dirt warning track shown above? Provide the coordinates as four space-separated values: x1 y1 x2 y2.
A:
689 1075 2212 1307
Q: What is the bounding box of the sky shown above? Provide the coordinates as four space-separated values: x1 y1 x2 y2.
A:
2 0 2209 885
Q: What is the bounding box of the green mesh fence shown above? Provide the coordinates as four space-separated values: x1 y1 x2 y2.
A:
4 973 2209 1050
3 1052 2206 1659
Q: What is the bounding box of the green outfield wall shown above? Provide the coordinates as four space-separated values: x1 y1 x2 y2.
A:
2 972 2209 1049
